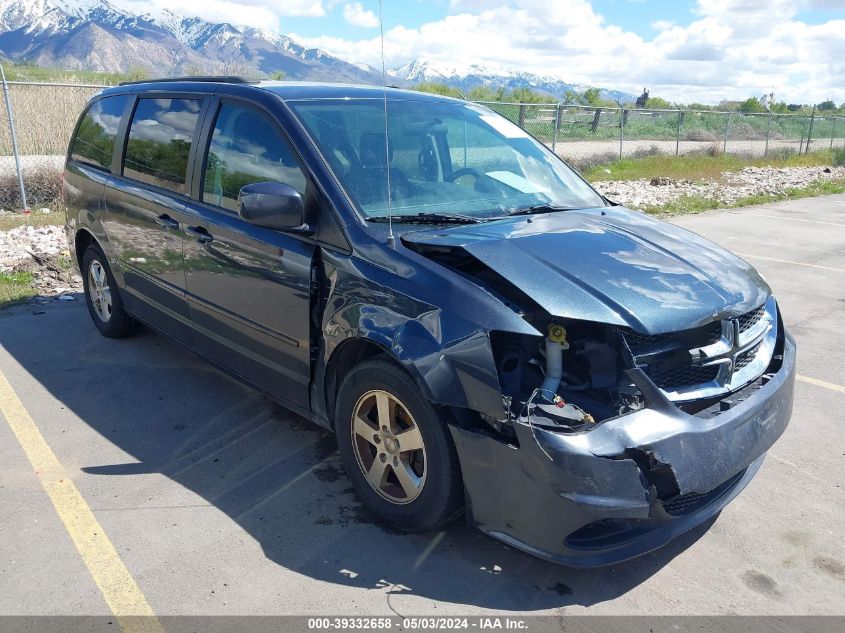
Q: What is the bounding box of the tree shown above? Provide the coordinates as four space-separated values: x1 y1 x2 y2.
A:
562 90 580 104
644 96 672 110
124 67 149 82
269 70 286 81
817 100 836 111
466 85 497 101
413 82 464 99
739 97 765 113
582 87 602 105
510 87 554 104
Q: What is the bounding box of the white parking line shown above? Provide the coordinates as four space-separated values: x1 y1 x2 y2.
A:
740 213 845 227
735 253 845 273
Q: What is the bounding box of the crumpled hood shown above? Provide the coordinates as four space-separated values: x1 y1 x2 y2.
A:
402 206 770 334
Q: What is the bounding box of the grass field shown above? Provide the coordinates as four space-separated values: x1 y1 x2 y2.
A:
2 63 135 85
0 211 65 231
0 270 37 305
584 148 845 182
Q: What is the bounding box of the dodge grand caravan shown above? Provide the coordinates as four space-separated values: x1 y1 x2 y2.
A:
64 77 795 567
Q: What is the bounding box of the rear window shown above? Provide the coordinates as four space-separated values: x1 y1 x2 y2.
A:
123 98 203 194
70 95 129 169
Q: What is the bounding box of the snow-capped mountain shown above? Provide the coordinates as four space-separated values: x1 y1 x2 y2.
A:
393 59 634 103
0 0 390 83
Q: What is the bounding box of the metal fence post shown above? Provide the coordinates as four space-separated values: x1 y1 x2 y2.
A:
552 103 560 154
832 117 838 150
675 106 683 156
723 111 731 154
0 64 28 213
805 105 816 154
619 107 625 159
764 112 773 157
517 103 526 128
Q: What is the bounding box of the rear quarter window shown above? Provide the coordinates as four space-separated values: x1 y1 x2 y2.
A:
123 97 203 194
70 95 129 169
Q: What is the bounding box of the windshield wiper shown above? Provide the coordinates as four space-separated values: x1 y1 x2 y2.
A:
367 212 484 225
503 203 579 216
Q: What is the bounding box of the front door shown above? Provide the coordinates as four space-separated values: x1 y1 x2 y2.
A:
182 99 315 410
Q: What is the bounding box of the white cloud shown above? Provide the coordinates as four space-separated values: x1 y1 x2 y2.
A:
651 20 676 31
291 0 845 104
342 2 379 28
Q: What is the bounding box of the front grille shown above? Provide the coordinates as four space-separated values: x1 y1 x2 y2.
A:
624 304 769 395
735 340 762 370
624 320 721 352
737 305 766 333
647 363 719 389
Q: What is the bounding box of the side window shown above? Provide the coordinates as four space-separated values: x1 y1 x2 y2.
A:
70 95 129 169
123 98 202 194
202 103 307 213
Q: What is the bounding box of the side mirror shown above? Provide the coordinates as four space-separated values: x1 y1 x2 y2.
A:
238 182 308 231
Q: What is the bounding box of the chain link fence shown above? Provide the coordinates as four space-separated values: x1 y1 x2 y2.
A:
477 101 845 170
1 79 844 211
0 81 106 211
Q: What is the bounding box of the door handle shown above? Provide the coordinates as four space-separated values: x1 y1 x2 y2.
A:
186 225 214 244
155 214 179 230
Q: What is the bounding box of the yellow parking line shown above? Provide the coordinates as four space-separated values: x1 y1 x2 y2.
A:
735 252 845 273
0 369 164 633
797 374 845 394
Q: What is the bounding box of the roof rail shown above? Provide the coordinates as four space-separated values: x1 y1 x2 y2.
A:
118 76 253 86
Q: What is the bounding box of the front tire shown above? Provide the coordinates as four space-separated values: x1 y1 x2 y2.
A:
335 358 463 532
82 245 134 338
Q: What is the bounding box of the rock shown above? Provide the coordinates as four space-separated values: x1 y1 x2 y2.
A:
592 164 845 211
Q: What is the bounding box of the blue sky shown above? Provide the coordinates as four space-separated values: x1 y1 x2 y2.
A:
126 1 845 103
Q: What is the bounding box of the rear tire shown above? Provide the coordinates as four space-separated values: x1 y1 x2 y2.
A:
82 244 134 338
335 358 463 532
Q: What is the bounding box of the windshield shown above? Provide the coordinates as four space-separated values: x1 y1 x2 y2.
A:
288 98 606 219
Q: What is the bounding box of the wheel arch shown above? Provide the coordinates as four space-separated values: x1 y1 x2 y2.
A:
74 228 97 271
322 336 438 428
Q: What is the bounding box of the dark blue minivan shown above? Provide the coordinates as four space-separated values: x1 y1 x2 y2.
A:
64 78 795 566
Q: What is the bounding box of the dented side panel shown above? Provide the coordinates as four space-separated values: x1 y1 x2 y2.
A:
314 247 530 421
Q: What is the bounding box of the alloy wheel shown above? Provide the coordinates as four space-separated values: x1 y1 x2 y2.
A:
88 260 112 323
350 389 427 504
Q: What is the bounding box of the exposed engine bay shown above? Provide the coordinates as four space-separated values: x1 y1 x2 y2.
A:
405 236 779 439
491 321 645 433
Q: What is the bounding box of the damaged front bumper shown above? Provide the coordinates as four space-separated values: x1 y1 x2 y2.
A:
449 330 796 567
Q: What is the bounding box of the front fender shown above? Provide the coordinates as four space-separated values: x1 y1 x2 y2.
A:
318 251 505 421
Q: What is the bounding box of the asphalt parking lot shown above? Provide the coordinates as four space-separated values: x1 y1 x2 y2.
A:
1 195 843 619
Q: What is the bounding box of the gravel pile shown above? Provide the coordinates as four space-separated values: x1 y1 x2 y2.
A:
0 225 82 298
593 165 845 209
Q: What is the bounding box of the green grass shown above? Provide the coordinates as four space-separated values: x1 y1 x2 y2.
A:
1 63 136 85
0 211 66 231
0 271 36 306
584 149 840 182
643 178 845 216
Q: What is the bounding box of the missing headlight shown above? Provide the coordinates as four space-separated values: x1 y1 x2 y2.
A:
491 321 645 432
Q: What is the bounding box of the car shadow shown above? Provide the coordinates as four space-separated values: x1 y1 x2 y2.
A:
0 302 717 611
